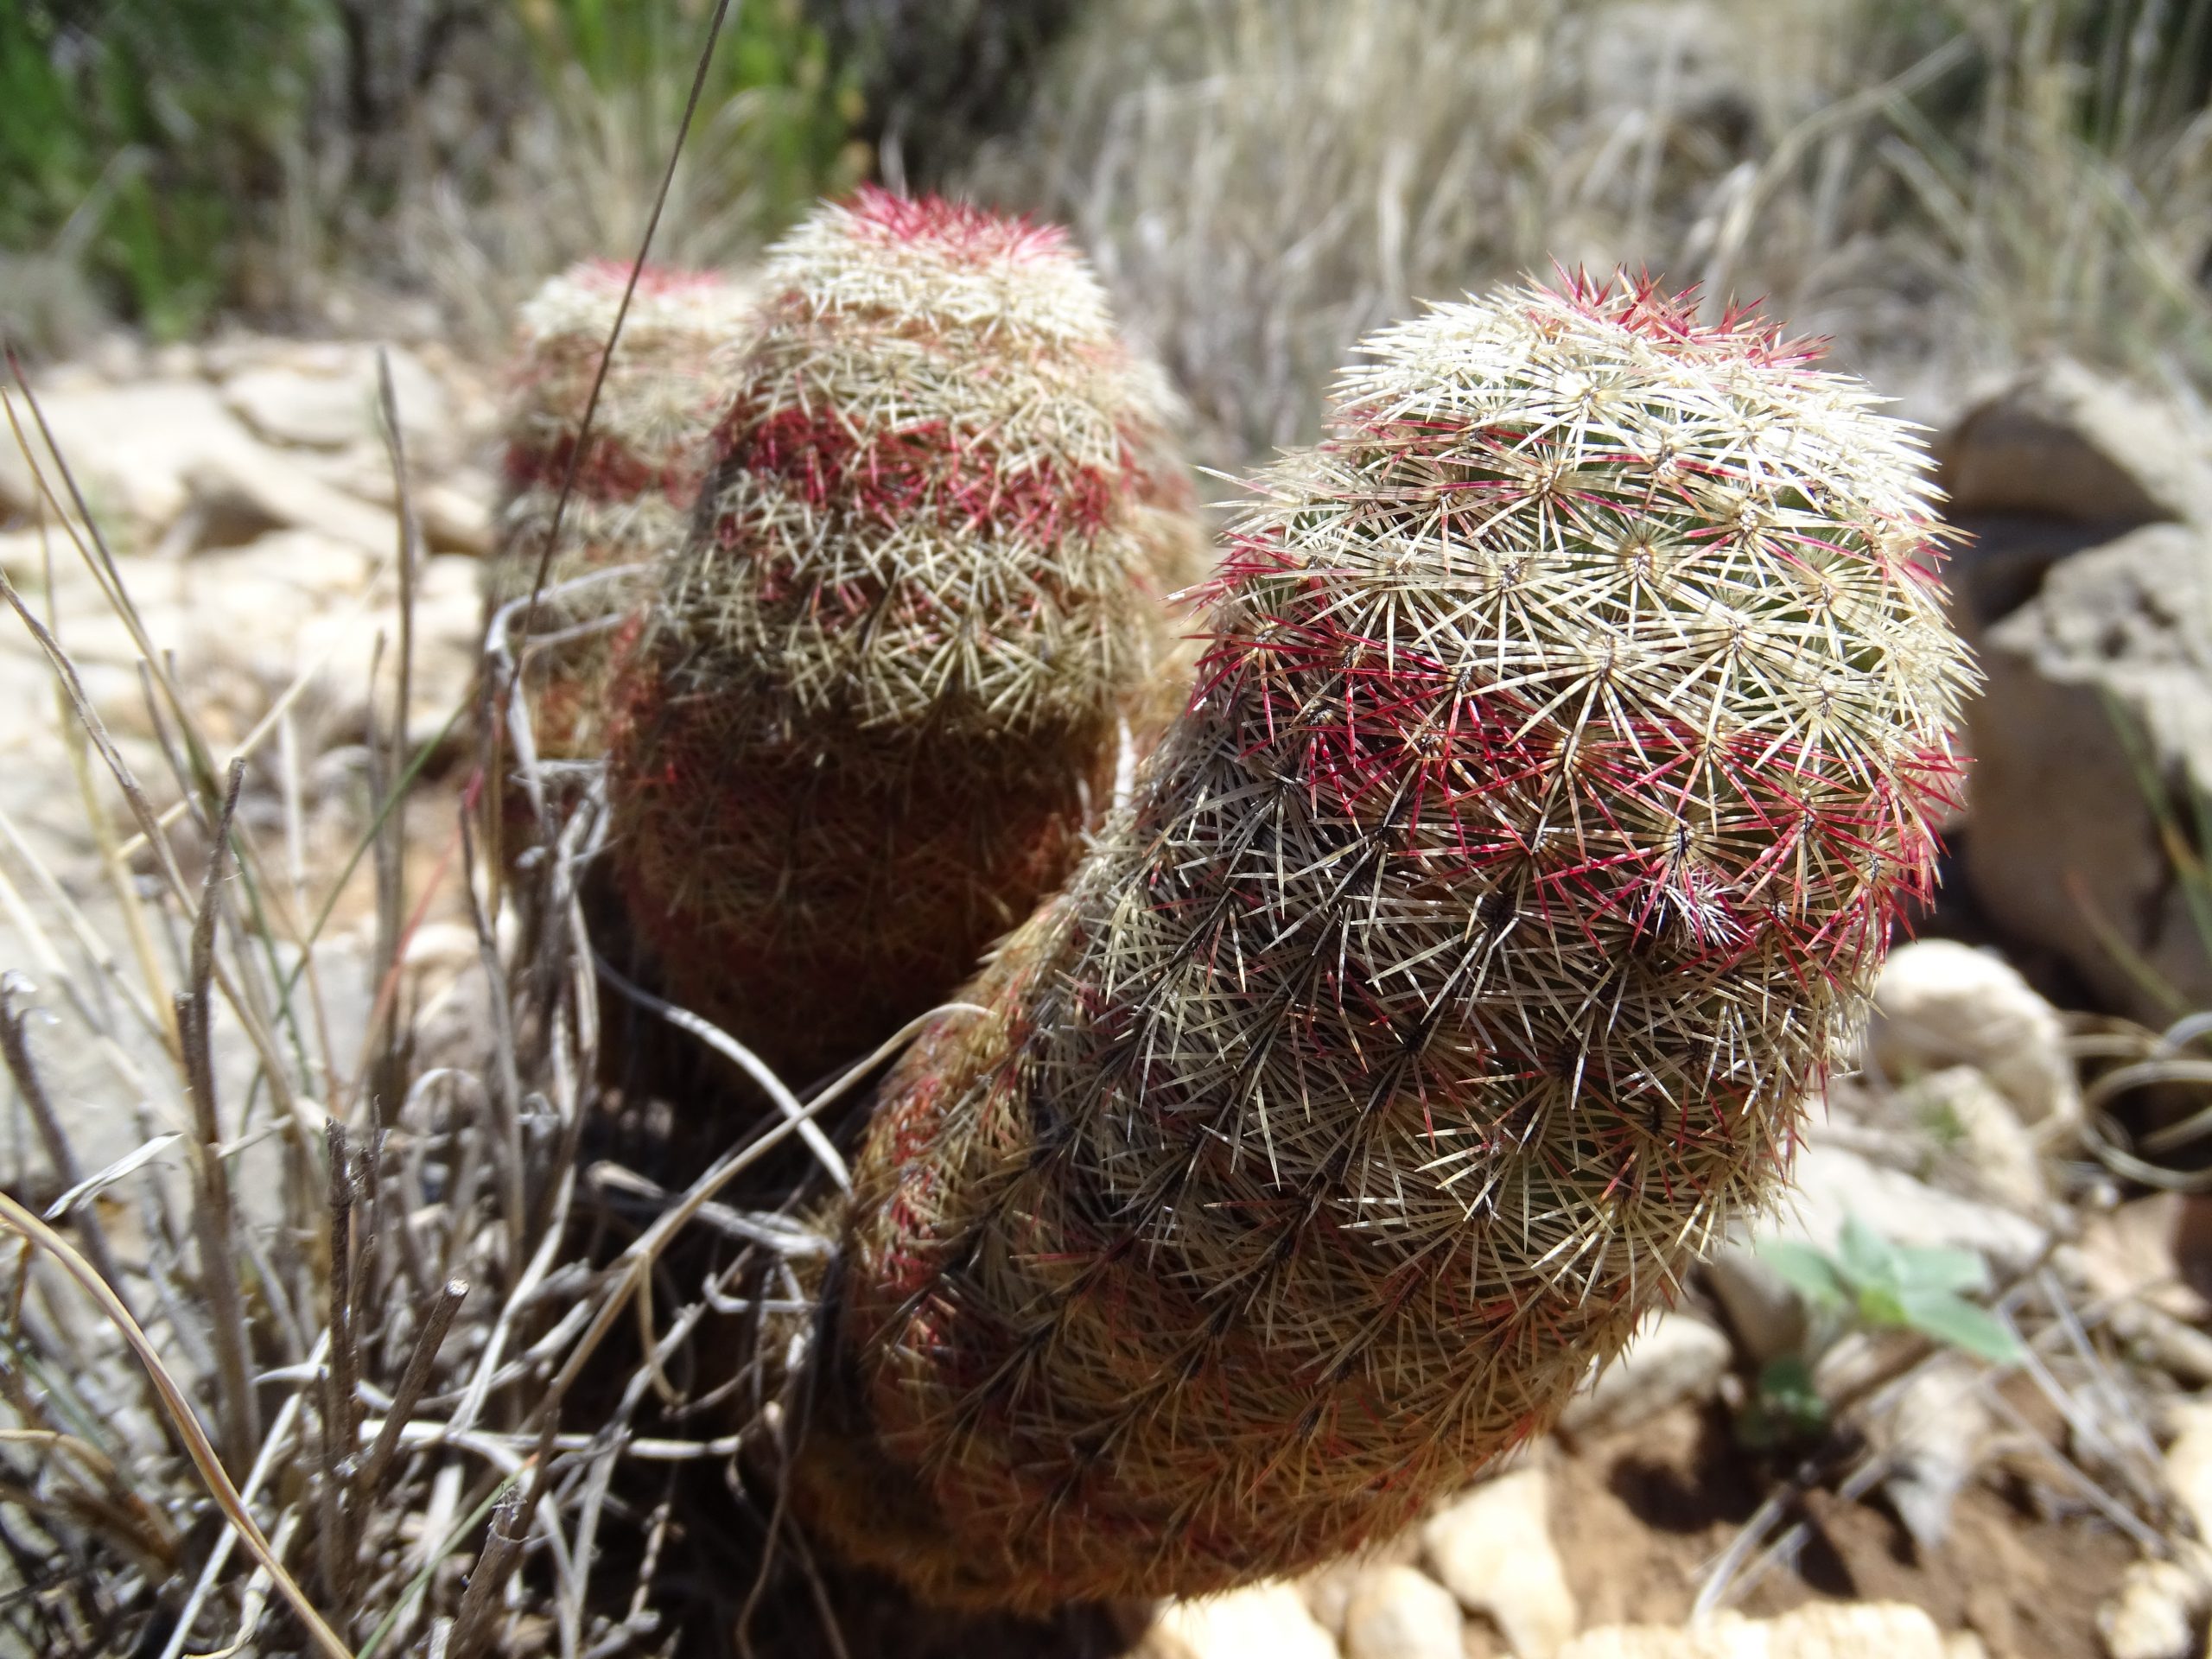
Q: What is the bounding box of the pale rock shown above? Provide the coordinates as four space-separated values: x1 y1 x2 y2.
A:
285 551 484 742
1938 358 2212 531
1763 1602 1950 1658
1877 1357 1998 1549
1895 1066 2050 1219
1706 1244 1808 1363
1866 939 2078 1128
149 342 203 380
2163 1400 2212 1543
1966 523 2212 1026
2073 1195 2212 1325
402 920 481 975
1707 1139 2044 1364
2095 1558 2202 1659
1557 1601 1949 1659
1149 1581 1341 1659
1780 1142 2049 1278
1300 1558 1364 1637
1422 1467 1578 1658
400 920 486 1020
182 445 404 560
218 342 454 459
0 528 49 584
306 451 496 556
0 372 425 562
0 379 257 537
83 332 148 385
1943 1636 1989 1659
15 532 484 750
223 365 369 449
1562 1309 1732 1436
1342 1565 1462 1659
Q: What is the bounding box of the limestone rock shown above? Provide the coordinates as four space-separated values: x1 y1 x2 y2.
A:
1558 1601 1950 1659
1938 358 2212 531
1784 1142 2049 1278
1965 523 2212 1024
219 341 454 460
0 379 258 539
1342 1566 1462 1659
2164 1400 2212 1544
1866 939 2078 1128
2095 1559 2202 1659
181 445 404 561
1149 1581 1341 1659
1706 1243 1808 1364
1422 1467 1578 1657
1878 1357 1997 1550
1562 1309 1732 1437
1893 1066 2050 1219
314 454 496 556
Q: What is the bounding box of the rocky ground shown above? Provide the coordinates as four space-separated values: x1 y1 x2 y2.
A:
3 335 2210 1657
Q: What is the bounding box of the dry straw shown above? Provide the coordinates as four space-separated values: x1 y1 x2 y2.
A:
804 275 1978 1609
607 188 1205 1081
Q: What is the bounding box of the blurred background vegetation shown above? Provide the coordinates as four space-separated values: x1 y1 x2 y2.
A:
4 0 2212 460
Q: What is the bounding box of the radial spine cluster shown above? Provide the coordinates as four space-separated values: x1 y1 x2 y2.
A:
488 260 751 767
607 189 1203 1081
804 276 1975 1609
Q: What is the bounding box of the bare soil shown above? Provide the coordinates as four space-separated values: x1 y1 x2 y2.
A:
1539 1398 2139 1659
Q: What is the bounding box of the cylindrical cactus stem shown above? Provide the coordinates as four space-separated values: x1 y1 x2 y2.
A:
606 190 1205 1084
803 276 1976 1611
486 260 750 789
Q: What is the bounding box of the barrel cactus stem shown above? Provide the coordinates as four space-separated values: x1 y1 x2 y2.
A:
607 189 1204 1083
487 260 748 786
801 275 1975 1610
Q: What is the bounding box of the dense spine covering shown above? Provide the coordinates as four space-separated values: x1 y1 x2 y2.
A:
805 276 1975 1609
607 190 1203 1082
487 260 750 769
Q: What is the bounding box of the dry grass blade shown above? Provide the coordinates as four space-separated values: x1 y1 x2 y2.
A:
176 760 262 1478
445 1484 530 1659
593 954 850 1191
0 1191 354 1659
368 350 424 1129
0 570 303 1120
359 1277 470 1495
0 974 129 1300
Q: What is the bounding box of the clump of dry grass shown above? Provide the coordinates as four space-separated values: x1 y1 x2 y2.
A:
0 301 868 1657
963 0 2212 468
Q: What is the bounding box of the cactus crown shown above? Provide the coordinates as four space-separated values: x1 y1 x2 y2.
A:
603 194 1201 1078
502 259 747 518
820 275 1974 1609
488 260 749 769
648 188 1188 749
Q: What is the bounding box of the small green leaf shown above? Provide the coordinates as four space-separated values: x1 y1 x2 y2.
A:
1759 1239 1847 1306
1737 1354 1831 1452
1759 1354 1827 1421
1856 1282 1910 1331
1898 1290 2022 1363
1838 1215 1899 1288
1889 1243 1990 1297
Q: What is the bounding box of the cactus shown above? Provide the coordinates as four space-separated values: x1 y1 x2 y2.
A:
606 189 1204 1082
800 276 1974 1610
487 260 750 775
